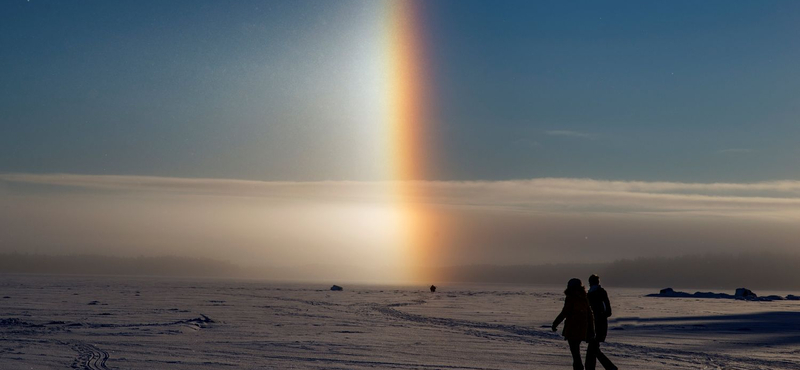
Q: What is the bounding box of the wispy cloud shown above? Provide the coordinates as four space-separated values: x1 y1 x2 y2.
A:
545 130 598 139
513 138 541 148
717 148 755 154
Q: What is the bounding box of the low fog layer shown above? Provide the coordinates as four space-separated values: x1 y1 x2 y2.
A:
2 252 799 290
428 253 800 290
2 174 799 283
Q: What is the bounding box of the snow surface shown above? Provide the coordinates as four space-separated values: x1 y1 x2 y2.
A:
1 275 799 369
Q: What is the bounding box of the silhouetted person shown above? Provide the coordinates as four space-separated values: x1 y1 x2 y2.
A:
430 285 436 293
553 278 595 370
586 274 617 370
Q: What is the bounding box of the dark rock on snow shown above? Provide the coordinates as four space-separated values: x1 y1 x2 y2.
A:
649 287 791 302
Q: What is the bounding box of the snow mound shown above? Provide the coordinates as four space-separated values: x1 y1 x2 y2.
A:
648 288 790 301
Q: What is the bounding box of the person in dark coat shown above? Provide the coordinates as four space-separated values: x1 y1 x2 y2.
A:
553 278 595 370
586 274 617 370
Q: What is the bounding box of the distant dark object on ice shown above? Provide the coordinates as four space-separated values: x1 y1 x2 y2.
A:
649 287 787 301
735 288 757 299
657 288 690 297
430 285 436 293
330 285 343 291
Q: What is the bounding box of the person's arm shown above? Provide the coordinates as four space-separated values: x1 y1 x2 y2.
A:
552 297 570 331
603 290 612 318
587 302 595 339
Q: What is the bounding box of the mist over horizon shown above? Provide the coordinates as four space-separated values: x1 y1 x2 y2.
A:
2 173 800 284
3 251 799 291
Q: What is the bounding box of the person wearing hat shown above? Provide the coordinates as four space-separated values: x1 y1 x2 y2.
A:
552 278 595 370
586 274 617 370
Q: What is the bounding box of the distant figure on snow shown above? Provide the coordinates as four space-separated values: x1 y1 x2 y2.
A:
430 285 436 293
586 274 617 370
552 278 595 370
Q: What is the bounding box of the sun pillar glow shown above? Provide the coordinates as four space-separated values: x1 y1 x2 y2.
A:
385 0 437 282
387 0 429 182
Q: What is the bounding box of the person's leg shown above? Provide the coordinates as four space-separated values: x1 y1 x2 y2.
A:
585 340 598 370
568 340 584 370
595 344 616 370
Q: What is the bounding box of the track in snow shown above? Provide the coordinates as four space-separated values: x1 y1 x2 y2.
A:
371 299 800 370
71 342 110 370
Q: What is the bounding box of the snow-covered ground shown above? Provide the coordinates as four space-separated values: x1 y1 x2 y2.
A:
1 275 799 369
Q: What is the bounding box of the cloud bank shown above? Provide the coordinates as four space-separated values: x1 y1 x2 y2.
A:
3 173 799 219
2 173 799 282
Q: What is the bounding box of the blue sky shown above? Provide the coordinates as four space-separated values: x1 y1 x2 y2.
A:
2 0 799 182
425 0 800 182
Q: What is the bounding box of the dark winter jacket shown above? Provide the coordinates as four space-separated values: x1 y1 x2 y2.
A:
553 292 595 341
587 286 612 342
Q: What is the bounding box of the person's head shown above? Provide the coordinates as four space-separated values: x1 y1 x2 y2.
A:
588 274 600 287
564 278 586 296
